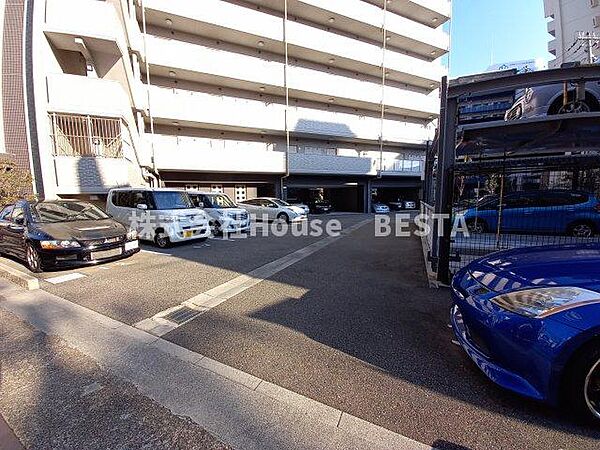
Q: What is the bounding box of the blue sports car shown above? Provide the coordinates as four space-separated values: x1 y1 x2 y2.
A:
451 243 600 423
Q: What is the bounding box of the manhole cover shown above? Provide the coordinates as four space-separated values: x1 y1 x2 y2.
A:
163 306 201 325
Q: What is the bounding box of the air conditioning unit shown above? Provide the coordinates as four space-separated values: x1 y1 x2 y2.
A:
591 0 600 8
594 15 600 27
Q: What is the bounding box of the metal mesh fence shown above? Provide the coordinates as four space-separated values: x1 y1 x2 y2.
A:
449 154 600 274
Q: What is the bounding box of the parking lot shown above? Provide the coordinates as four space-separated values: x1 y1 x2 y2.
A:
1 213 600 450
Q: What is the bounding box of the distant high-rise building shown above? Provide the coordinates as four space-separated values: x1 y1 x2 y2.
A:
545 0 600 68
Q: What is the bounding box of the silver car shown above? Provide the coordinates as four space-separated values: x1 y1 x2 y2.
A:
239 197 307 223
505 81 600 120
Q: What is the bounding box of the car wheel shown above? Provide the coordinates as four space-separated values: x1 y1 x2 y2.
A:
466 219 487 234
212 221 223 236
564 341 600 424
568 222 595 238
277 212 290 223
154 231 171 248
26 243 43 273
559 101 591 115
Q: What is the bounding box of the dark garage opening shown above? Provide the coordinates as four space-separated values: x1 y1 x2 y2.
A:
373 187 421 208
287 186 365 212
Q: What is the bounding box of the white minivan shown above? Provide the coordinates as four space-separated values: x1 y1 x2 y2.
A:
106 188 211 248
186 191 251 235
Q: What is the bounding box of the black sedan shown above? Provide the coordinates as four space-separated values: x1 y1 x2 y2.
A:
308 199 332 214
0 200 139 272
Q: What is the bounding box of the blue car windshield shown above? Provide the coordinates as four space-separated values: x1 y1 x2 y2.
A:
32 201 109 223
153 192 193 210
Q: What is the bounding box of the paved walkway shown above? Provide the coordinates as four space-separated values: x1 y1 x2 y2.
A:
0 279 431 450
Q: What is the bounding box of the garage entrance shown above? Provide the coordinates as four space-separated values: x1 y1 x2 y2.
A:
287 186 365 212
285 176 369 213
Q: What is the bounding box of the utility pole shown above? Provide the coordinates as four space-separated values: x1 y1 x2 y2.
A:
576 32 600 64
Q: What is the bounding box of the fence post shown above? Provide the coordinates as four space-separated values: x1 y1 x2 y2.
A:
433 76 457 285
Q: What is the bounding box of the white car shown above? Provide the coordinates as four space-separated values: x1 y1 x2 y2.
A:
106 188 211 248
372 203 390 214
292 203 310 215
187 191 251 235
239 197 307 223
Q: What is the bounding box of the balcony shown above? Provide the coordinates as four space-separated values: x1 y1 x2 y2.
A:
150 135 286 174
141 0 445 89
53 156 137 194
288 152 424 177
146 36 439 118
44 0 125 54
365 0 451 26
236 0 449 59
148 86 434 145
380 159 424 176
46 74 136 118
289 153 375 175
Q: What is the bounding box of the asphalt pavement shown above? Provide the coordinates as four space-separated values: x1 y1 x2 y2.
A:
1 212 599 449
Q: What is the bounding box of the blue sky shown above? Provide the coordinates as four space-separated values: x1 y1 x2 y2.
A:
447 0 551 77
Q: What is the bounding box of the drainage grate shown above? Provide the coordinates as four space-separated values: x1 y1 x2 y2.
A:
163 306 201 325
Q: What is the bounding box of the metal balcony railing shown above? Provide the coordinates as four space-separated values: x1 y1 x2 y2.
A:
49 113 123 158
381 159 424 173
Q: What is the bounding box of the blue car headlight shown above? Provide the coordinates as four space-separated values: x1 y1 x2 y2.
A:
491 287 600 319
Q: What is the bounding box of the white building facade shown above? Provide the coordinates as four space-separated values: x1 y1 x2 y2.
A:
1 0 450 211
545 0 600 68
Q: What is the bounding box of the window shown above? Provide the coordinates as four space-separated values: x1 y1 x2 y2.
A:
31 201 109 223
0 205 14 220
235 185 247 202
132 191 147 208
113 191 133 208
211 184 224 193
151 191 193 210
185 184 199 191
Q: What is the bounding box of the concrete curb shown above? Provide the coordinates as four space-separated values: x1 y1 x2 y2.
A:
0 261 39 291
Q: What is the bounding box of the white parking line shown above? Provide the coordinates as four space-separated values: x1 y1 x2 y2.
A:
140 249 172 256
135 218 373 336
44 273 86 284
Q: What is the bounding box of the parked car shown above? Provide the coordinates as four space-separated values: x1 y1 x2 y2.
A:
505 81 600 121
187 191 250 235
308 199 332 214
107 188 210 248
451 243 600 424
292 203 310 215
238 198 307 223
372 203 390 214
388 199 417 211
461 190 600 237
0 200 139 272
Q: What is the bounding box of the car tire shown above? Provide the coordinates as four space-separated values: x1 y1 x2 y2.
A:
277 212 290 223
25 243 43 273
154 231 171 248
466 219 487 234
563 340 600 424
568 222 596 238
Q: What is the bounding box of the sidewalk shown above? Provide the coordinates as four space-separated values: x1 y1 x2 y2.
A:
0 279 432 450
0 306 230 450
0 412 24 450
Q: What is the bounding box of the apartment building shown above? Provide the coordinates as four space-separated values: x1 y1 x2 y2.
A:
545 0 600 68
1 0 450 212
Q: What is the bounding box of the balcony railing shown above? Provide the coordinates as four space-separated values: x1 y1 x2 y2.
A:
49 113 123 158
381 159 424 173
